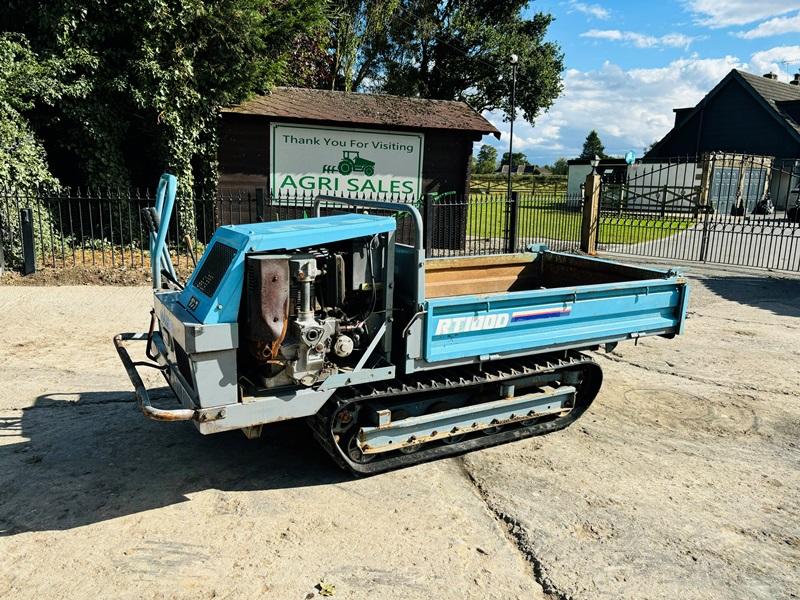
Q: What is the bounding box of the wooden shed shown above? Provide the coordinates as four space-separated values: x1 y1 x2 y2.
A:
218 87 499 199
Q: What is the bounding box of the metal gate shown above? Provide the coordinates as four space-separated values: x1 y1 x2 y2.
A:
597 153 800 272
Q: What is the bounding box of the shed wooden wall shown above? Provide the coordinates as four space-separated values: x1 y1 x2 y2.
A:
217 113 476 196
217 114 270 191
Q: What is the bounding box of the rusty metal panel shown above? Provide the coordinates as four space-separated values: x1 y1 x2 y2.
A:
246 255 290 361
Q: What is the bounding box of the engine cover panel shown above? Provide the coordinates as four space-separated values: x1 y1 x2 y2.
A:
245 255 290 361
178 214 395 324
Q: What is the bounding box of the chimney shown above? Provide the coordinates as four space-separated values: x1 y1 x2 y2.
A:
791 73 800 86
763 72 778 80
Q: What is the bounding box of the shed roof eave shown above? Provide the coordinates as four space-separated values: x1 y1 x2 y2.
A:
221 111 498 137
222 87 499 136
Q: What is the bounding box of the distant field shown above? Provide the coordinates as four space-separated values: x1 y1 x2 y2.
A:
470 174 568 196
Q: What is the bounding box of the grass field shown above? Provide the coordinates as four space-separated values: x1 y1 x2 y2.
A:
464 197 694 245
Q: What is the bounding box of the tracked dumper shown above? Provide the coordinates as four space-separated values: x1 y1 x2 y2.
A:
116 175 690 474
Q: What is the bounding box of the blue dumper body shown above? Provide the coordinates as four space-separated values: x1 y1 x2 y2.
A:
422 254 688 363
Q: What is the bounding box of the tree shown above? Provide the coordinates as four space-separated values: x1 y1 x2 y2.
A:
500 152 529 169
551 157 568 176
7 0 328 228
282 33 335 90
328 0 398 91
0 33 89 188
347 1 563 123
0 33 90 264
580 130 607 160
475 144 498 174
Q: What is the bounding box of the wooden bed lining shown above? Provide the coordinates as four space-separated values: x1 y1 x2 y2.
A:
423 252 658 298
424 254 539 298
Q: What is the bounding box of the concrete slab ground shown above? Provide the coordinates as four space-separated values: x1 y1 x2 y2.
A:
0 262 798 599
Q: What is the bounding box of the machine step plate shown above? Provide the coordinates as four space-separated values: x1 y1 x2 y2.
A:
358 385 575 454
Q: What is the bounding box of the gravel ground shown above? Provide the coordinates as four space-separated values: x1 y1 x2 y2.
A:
0 261 798 599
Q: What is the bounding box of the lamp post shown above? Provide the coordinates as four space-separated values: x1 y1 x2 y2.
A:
507 53 518 201
590 154 600 175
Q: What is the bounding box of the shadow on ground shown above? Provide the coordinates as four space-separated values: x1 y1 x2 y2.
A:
0 390 347 536
700 275 800 318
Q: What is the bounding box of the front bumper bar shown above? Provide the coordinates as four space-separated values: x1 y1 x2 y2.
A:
113 332 196 421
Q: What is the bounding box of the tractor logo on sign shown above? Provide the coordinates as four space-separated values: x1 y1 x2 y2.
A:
322 150 376 177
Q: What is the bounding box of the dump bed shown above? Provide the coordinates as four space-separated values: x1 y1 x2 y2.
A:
415 248 689 366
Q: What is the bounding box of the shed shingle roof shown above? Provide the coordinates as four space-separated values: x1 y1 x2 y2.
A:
223 87 500 136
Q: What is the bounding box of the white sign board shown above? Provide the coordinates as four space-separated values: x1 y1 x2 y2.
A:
270 123 424 199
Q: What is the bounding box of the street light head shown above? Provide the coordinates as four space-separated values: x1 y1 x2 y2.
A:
510 53 519 64
590 155 600 174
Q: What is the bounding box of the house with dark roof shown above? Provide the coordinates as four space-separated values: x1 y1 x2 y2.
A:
647 70 800 159
218 87 499 198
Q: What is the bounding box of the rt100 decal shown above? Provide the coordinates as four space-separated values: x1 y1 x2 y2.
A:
434 306 572 336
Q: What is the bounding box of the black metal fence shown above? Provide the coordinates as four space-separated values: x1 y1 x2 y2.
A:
597 153 800 271
428 191 582 256
0 187 207 274
0 187 583 274
5 154 798 277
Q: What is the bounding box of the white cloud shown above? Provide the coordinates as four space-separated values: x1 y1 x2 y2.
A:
483 55 745 162
750 46 800 79
581 29 697 50
684 0 800 28
734 12 800 39
568 1 610 20
482 46 800 163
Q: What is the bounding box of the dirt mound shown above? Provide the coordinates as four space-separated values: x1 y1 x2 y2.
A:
1 265 194 286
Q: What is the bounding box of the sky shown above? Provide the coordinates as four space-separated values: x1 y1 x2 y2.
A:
479 0 800 165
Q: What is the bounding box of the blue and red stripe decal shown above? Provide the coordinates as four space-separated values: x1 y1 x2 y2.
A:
511 306 572 322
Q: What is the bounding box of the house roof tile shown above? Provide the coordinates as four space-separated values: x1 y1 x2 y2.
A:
735 70 800 137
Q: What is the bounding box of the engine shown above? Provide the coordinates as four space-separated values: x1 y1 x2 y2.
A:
242 237 384 388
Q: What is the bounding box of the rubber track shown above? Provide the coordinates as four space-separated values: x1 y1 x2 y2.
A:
309 351 603 475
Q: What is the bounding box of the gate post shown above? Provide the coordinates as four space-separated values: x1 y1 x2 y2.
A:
0 220 5 273
255 188 264 222
424 193 435 257
698 207 710 262
21 208 36 275
581 173 601 255
506 191 519 253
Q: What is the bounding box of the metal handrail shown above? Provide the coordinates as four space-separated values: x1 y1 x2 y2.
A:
150 173 178 289
313 195 424 252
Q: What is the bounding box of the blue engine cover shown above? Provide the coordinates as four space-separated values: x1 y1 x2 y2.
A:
179 214 396 324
